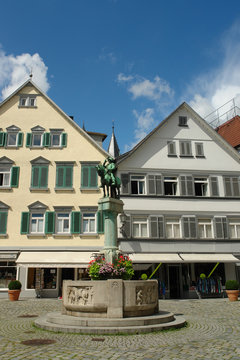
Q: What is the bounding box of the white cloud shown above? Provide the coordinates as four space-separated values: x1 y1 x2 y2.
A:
117 73 174 102
188 20 240 124
0 47 50 100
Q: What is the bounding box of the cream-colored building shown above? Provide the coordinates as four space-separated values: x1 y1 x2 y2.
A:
0 79 108 297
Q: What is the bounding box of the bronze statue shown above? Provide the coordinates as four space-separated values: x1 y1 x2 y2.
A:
96 157 121 199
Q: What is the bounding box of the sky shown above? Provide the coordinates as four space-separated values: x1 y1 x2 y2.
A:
1 0 240 153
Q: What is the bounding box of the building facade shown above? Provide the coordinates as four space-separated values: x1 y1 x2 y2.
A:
0 80 108 298
117 103 240 298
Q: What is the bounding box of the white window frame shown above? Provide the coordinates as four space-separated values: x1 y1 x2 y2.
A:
130 175 146 195
7 132 18 147
32 132 43 147
56 212 70 234
30 212 45 234
0 167 11 188
132 216 148 238
82 212 96 234
228 218 240 239
163 176 178 195
165 218 181 238
195 142 204 157
51 133 61 147
194 177 208 197
180 141 192 156
198 218 212 239
19 96 36 107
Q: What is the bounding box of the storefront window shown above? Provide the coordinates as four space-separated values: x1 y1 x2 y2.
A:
0 261 17 289
27 268 57 289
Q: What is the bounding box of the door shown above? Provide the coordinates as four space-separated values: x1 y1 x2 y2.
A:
59 268 75 296
169 265 181 299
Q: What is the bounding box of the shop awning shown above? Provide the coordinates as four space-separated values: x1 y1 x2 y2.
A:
179 253 240 263
16 252 96 268
130 253 183 263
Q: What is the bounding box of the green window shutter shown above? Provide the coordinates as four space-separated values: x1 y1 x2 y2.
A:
71 211 81 234
0 132 6 147
81 166 89 188
43 132 51 147
45 212 55 234
40 166 48 188
26 133 32 147
90 166 97 187
21 212 29 234
65 167 73 187
56 167 64 187
10 167 20 187
97 211 105 234
31 167 39 188
17 132 23 147
61 133 67 147
0 212 8 234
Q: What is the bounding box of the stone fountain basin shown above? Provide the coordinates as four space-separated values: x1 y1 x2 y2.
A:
62 279 158 318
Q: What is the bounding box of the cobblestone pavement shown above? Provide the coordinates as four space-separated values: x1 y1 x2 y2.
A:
0 298 240 359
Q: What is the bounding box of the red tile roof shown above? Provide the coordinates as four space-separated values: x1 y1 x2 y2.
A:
216 115 240 148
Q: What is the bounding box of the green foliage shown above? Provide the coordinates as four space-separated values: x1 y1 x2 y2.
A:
225 280 239 290
8 280 22 290
88 253 134 280
141 273 148 280
200 273 206 279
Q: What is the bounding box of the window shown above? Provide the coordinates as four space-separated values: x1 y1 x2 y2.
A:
0 261 17 289
50 130 67 148
164 176 177 195
180 141 192 156
132 216 148 237
224 177 240 197
0 167 10 187
194 177 208 196
7 133 17 146
166 218 180 238
180 175 194 196
131 175 146 195
19 95 37 107
0 164 19 189
81 163 98 189
182 217 197 238
56 213 70 233
149 216 164 238
32 133 43 147
195 142 204 157
82 213 96 233
30 213 44 234
0 210 8 235
0 126 23 148
198 219 212 239
56 164 73 189
167 141 177 156
27 268 57 289
51 133 60 147
229 218 240 239
179 116 188 126
148 175 163 195
214 217 228 239
31 165 48 189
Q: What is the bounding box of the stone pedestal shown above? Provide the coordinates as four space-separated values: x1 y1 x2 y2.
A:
98 197 124 264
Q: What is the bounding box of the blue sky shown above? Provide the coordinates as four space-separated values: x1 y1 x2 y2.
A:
1 0 240 153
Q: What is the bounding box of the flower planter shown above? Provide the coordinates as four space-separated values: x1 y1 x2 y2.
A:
8 289 21 301
226 290 239 302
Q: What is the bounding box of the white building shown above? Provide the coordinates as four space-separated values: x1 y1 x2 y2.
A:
117 102 240 298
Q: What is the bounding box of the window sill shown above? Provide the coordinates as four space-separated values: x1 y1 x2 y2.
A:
54 188 74 192
80 233 99 238
29 146 44 149
167 154 177 157
53 234 73 238
27 234 47 238
4 146 19 149
18 106 37 109
80 188 100 192
196 155 206 158
179 155 194 158
0 187 12 191
30 188 50 192
0 234 8 238
178 124 188 127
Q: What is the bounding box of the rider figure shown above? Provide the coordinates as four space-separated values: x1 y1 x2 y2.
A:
103 156 117 186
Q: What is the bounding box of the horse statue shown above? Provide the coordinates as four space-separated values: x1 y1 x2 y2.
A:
96 159 121 199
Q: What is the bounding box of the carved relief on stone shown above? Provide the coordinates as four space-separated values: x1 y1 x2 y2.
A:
111 281 119 288
136 285 156 305
67 286 94 306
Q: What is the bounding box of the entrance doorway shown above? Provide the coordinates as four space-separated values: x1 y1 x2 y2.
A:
169 265 181 298
59 268 75 296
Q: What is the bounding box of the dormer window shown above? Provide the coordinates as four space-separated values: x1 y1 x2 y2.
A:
178 116 188 127
19 95 37 108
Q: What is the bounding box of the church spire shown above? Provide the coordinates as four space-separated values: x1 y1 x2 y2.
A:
108 121 120 158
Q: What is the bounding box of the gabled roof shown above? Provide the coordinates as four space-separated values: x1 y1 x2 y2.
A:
216 115 240 148
118 102 240 164
0 79 110 157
